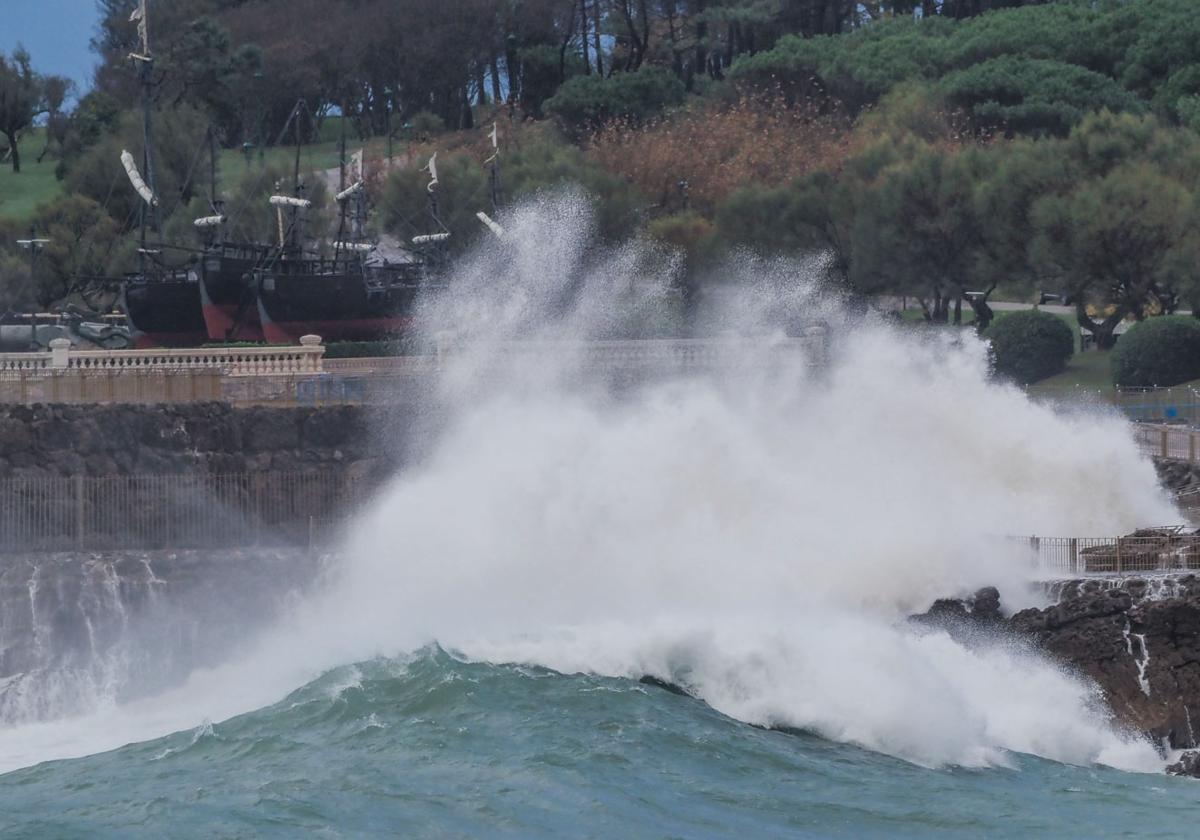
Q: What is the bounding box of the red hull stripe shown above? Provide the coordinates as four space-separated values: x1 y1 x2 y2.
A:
202 303 265 343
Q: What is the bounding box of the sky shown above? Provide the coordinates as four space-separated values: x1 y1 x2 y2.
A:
4 0 101 93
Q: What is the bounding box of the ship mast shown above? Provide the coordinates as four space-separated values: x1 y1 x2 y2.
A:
291 101 303 254
192 124 227 247
487 122 502 214
266 100 312 258
130 0 157 274
334 105 348 260
476 123 505 238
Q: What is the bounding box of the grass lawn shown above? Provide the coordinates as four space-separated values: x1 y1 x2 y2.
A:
0 123 395 226
217 133 393 186
893 304 1120 394
0 128 65 223
1026 350 1114 397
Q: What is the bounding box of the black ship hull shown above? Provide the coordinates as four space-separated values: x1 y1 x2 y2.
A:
121 275 208 348
256 262 421 344
199 246 271 342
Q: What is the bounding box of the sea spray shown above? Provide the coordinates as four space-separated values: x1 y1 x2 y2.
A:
0 193 1178 774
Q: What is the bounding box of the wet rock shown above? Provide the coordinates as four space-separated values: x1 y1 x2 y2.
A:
920 583 1200 754
0 418 32 454
1167 750 1200 778
912 586 1004 628
639 675 692 697
242 409 300 451
0 403 402 480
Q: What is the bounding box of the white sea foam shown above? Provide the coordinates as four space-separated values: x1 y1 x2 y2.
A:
0 193 1176 774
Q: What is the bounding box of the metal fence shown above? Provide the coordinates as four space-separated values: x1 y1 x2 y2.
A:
1116 386 1200 425
1024 529 1200 575
0 471 363 553
1132 424 1200 462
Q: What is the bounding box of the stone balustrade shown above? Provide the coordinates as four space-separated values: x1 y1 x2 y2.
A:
0 335 324 378
432 334 827 371
0 353 52 374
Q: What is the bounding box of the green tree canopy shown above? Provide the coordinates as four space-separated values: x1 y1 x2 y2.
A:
0 47 43 173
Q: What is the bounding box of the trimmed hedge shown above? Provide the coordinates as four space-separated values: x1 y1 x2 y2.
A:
322 338 431 359
1111 316 1200 388
983 309 1074 384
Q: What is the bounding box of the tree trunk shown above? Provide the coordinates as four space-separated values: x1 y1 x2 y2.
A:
592 0 604 77
1076 301 1125 351
476 65 488 107
637 0 651 67
619 0 644 70
968 284 998 333
459 84 474 130
664 1 684 79
580 0 592 74
4 132 20 173
559 1 577 82
693 16 708 91
490 55 503 105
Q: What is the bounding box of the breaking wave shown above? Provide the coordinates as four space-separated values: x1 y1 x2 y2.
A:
0 193 1177 775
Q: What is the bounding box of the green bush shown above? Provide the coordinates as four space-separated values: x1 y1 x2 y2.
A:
983 309 1074 384
1111 316 1200 387
323 338 431 358
406 110 446 136
544 67 685 136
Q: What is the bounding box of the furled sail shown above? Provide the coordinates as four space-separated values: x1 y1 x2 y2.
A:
336 181 364 202
120 150 158 206
476 211 505 238
412 232 451 245
269 195 312 209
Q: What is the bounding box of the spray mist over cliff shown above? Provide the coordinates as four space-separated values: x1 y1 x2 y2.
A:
0 193 1178 774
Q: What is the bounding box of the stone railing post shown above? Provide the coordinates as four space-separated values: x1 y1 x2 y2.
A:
299 335 324 373
1162 428 1170 459
49 338 71 370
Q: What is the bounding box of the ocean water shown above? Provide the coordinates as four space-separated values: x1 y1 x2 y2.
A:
1 650 1197 839
0 196 1195 836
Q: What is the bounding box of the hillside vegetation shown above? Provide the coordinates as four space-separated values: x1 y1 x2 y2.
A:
2 0 1200 356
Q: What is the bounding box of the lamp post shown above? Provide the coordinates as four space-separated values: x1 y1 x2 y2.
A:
383 86 394 165
15 228 51 349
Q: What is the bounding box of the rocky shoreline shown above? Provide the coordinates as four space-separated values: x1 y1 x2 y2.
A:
914 577 1200 776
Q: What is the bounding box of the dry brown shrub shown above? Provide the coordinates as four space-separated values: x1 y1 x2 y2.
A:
586 95 854 215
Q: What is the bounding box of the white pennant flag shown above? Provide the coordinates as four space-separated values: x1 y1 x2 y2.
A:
486 123 499 163
129 0 149 57
423 152 439 193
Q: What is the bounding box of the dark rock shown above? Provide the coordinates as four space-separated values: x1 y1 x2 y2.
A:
0 403 397 481
1168 750 1200 778
32 418 74 450
639 675 693 697
918 581 1200 754
243 410 300 451
0 418 32 454
912 586 1004 629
